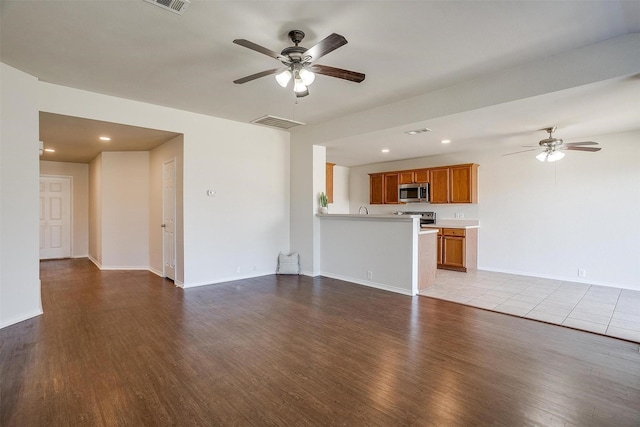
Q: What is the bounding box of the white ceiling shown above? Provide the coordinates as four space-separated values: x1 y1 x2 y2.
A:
2 1 639 165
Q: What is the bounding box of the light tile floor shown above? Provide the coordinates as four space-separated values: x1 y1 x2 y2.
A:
420 269 640 343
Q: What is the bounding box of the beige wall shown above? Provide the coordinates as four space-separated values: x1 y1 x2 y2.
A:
101 152 149 268
88 155 102 265
39 161 89 257
149 135 184 283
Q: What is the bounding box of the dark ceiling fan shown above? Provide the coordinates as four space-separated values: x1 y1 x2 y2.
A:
233 30 365 98
504 127 601 162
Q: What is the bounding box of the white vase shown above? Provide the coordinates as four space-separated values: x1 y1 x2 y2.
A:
319 206 328 214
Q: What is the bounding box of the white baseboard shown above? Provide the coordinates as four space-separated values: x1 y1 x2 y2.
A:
477 266 638 291
0 308 43 329
319 272 415 296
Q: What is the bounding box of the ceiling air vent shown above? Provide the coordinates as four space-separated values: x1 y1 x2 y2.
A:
251 115 305 130
144 0 190 15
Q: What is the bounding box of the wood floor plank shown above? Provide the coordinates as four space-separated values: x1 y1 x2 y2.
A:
1 258 639 426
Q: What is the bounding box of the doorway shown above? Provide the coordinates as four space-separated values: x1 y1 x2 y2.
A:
39 175 72 259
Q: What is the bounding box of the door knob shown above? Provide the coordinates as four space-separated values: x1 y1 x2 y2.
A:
161 224 167 228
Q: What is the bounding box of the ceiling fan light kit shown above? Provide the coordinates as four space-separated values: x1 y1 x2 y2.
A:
233 29 365 98
504 126 601 161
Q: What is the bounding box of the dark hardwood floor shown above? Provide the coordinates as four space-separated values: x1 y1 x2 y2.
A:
1 258 639 426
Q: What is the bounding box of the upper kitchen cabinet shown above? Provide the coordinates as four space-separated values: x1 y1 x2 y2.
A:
369 173 384 204
326 163 335 203
414 169 429 183
400 169 429 184
428 167 450 203
384 173 400 204
429 164 478 204
399 171 415 185
369 163 478 205
450 164 478 203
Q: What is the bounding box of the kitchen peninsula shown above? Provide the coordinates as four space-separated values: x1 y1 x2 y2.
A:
317 214 439 296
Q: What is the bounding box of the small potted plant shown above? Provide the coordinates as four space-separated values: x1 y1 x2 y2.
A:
319 192 328 214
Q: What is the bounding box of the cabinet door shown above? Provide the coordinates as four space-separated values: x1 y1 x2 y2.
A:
369 174 384 204
429 168 450 203
437 235 443 266
414 169 429 183
442 236 465 268
326 163 335 203
399 171 415 184
450 164 478 203
384 173 400 204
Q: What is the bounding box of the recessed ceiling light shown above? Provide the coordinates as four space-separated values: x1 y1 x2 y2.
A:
44 148 55 153
441 139 451 144
99 136 111 141
405 128 431 135
381 149 390 153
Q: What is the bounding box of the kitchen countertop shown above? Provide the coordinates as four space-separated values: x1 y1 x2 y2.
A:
421 219 479 229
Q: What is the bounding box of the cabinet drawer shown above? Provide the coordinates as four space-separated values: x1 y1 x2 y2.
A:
442 228 465 237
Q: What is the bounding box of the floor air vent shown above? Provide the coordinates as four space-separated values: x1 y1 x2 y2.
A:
251 115 305 130
144 0 190 15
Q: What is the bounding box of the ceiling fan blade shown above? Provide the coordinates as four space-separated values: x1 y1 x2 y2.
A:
303 33 348 61
502 148 539 156
296 88 309 98
562 146 602 152
309 64 365 83
563 141 599 146
233 68 284 84
233 39 287 61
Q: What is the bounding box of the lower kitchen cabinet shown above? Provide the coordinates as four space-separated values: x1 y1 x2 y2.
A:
428 227 478 272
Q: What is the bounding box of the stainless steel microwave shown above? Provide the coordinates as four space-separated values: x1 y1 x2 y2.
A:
398 183 429 203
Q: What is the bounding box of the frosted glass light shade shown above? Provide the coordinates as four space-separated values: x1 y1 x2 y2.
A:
275 70 292 87
546 150 565 162
299 68 315 86
536 150 565 162
536 151 548 162
293 79 307 93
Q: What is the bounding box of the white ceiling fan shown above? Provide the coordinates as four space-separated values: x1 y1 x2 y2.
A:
504 127 601 162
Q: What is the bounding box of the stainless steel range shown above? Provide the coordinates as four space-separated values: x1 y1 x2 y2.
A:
403 211 436 226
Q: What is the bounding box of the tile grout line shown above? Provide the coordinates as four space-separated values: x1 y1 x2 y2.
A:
606 289 624 334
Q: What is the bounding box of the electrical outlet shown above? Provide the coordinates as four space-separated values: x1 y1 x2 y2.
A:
367 271 373 280
578 269 586 277
236 267 241 273
458 212 464 219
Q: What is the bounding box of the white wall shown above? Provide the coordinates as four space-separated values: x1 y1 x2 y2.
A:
319 216 418 295
329 165 350 214
40 161 89 257
347 130 640 290
37 80 290 288
100 152 150 269
0 64 42 328
149 135 184 282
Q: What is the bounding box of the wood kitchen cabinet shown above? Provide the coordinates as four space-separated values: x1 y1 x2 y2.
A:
369 163 477 205
384 173 400 204
399 171 415 184
429 164 478 204
369 173 384 204
427 227 478 272
326 163 335 203
414 169 429 183
450 164 478 203
429 167 450 203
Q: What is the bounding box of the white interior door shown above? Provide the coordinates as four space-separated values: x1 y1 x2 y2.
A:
40 176 71 259
162 159 176 280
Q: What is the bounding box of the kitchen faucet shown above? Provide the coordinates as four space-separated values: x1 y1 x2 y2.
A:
358 205 369 215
